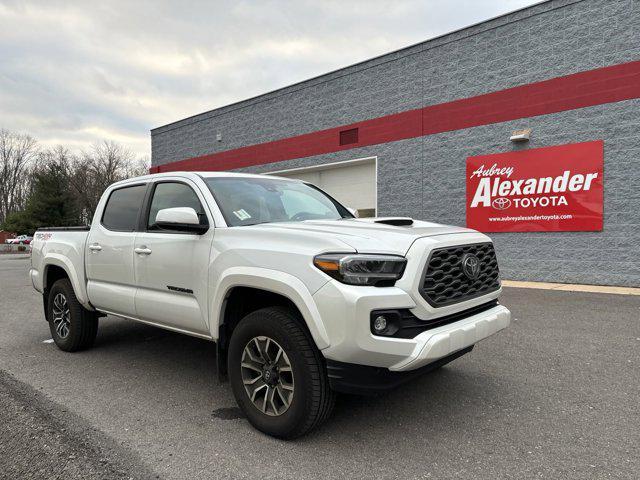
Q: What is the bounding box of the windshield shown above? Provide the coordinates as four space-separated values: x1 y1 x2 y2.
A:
204 176 353 227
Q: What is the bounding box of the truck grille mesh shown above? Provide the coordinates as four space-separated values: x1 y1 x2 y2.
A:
420 243 500 307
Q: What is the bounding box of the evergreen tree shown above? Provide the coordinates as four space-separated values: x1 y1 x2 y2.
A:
1 162 81 235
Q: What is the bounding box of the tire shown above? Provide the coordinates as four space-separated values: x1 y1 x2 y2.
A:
47 278 98 352
228 306 335 439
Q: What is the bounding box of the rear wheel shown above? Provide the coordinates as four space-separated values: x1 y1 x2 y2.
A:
47 278 98 352
228 307 335 439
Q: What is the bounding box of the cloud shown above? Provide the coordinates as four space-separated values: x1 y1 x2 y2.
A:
0 0 539 157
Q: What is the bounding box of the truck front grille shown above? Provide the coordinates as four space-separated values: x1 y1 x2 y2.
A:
420 242 500 307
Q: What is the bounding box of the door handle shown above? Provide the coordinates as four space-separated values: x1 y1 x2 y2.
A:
88 244 102 251
134 246 152 255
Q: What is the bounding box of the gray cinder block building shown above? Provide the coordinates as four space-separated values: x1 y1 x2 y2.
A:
151 0 640 287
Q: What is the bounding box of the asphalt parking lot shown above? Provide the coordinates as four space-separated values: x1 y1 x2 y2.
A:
0 255 638 480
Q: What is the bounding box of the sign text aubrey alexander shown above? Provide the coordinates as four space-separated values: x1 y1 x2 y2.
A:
466 141 604 232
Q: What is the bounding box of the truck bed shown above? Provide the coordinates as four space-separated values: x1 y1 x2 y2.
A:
30 228 91 309
36 226 90 231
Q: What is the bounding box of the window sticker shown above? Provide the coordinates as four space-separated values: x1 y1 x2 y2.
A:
233 209 252 221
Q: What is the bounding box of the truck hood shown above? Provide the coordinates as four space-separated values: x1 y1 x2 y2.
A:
251 218 474 255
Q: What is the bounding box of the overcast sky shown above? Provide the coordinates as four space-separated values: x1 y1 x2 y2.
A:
0 0 539 158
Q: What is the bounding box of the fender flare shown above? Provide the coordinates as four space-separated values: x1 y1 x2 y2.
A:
210 267 330 350
42 254 92 309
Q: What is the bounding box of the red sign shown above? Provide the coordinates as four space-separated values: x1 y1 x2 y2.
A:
466 141 603 232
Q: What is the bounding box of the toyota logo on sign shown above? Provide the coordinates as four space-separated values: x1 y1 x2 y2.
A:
492 197 511 210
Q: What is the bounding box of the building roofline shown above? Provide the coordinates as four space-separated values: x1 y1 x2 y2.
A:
152 0 570 134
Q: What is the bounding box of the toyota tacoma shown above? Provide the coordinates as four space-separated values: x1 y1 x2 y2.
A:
30 172 511 438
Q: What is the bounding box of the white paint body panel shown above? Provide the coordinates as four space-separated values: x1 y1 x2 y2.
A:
313 275 510 371
30 171 510 371
133 231 212 334
85 225 137 317
30 231 91 308
390 305 511 371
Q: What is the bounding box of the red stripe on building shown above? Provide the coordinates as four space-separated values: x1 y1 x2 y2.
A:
153 60 640 173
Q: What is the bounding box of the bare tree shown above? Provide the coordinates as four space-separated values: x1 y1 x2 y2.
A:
126 154 151 178
1 130 150 227
0 129 38 223
37 145 75 172
70 141 138 222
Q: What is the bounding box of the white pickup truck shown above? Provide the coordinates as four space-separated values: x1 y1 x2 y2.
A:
30 171 510 438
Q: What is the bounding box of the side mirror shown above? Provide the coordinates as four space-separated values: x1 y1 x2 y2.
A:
155 207 208 234
347 207 359 218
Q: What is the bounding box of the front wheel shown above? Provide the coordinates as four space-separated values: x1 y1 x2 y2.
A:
47 278 98 352
228 307 335 439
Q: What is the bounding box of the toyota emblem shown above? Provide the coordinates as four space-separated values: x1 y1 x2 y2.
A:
491 197 511 210
461 253 481 280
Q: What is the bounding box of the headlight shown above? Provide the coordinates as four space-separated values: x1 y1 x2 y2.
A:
313 253 407 286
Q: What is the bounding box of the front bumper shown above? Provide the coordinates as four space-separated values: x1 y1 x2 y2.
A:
326 346 474 395
389 303 510 371
313 280 511 372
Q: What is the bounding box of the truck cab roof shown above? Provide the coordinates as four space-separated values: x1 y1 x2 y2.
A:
112 171 300 188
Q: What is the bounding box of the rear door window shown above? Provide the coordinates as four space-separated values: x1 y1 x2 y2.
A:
101 184 147 231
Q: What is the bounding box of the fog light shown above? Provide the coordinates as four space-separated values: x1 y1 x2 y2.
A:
373 315 387 333
370 310 402 336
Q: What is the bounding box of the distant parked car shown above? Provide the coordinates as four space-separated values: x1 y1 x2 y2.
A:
6 235 32 245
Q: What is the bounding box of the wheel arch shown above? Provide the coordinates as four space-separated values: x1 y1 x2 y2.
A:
41 255 91 310
211 268 330 380
41 263 70 321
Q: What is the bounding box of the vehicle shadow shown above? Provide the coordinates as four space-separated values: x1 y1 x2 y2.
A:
90 315 516 441
93 315 218 370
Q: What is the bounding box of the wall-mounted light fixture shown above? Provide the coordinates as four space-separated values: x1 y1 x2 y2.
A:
510 129 531 142
216 132 222 142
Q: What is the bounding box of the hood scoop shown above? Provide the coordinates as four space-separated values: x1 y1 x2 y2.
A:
372 217 414 226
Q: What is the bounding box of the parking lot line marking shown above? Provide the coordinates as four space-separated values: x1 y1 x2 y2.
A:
42 339 54 344
502 280 640 296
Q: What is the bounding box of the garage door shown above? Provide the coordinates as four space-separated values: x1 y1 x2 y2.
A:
271 159 376 217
